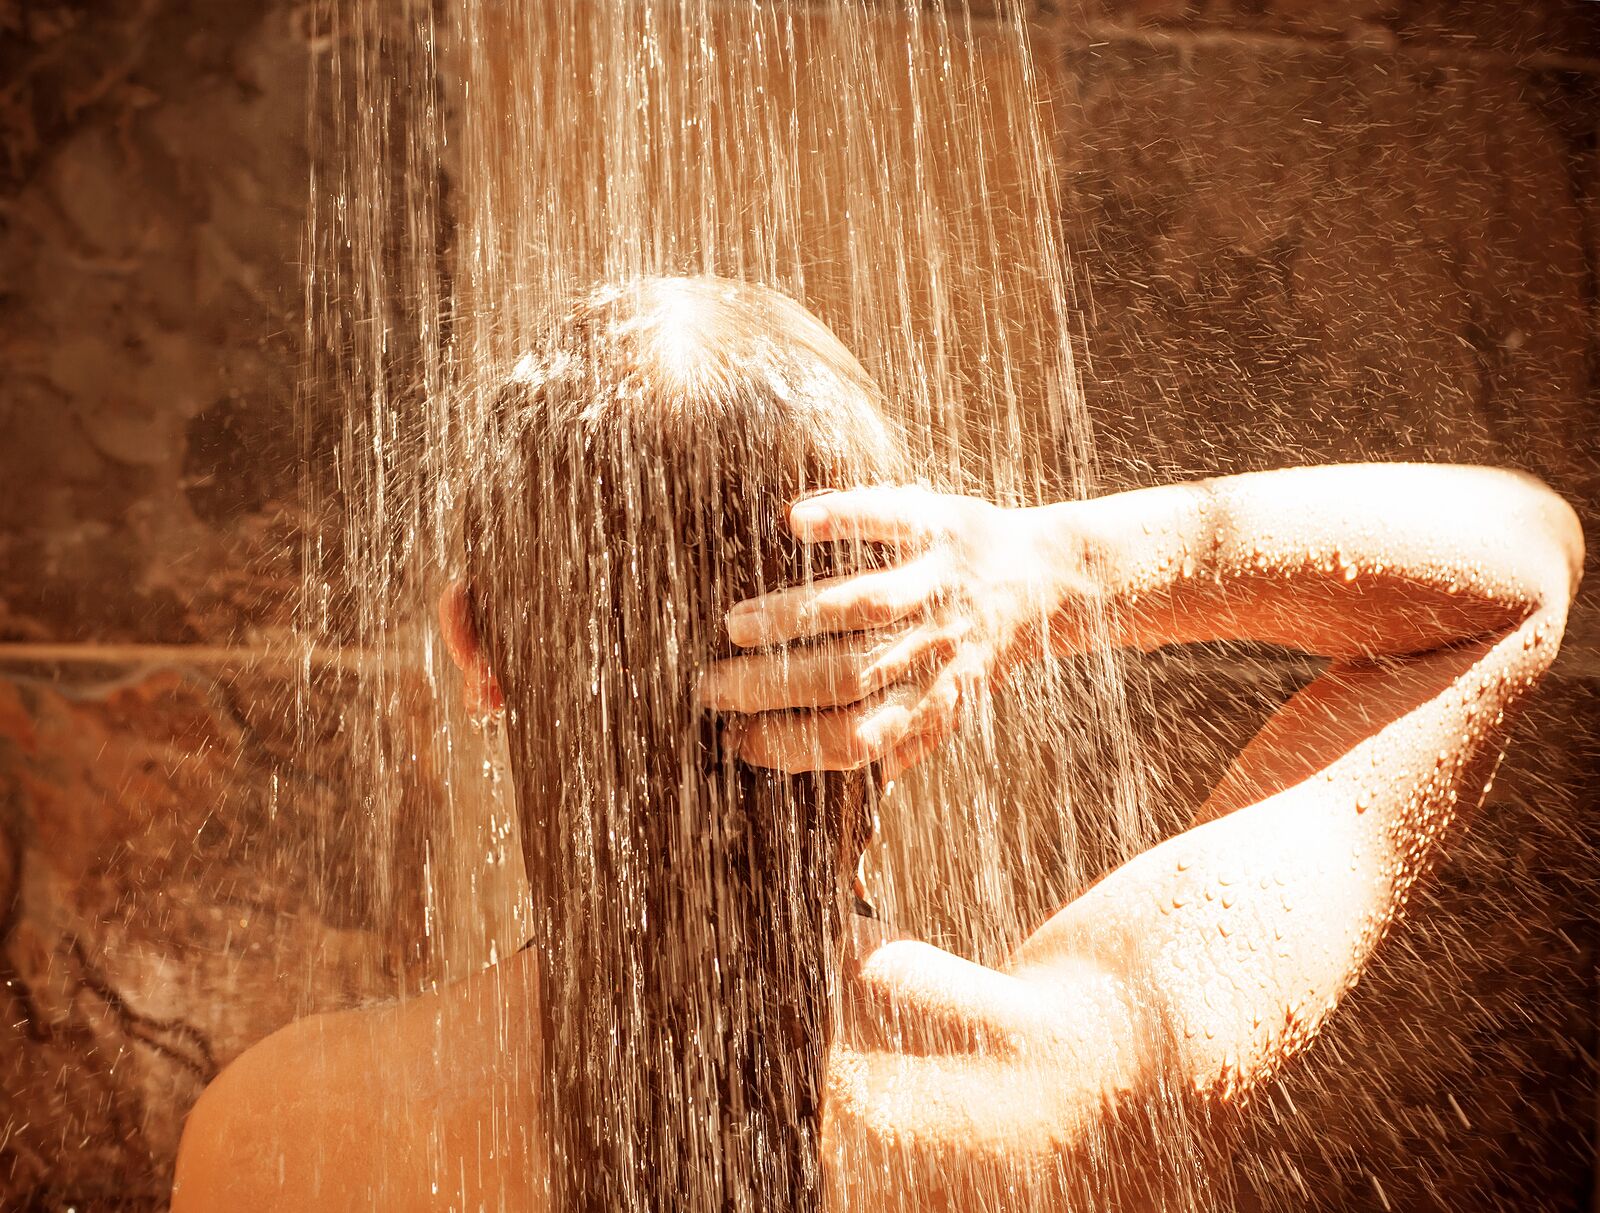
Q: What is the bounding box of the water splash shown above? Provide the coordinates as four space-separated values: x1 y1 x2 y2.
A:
300 1 1177 1207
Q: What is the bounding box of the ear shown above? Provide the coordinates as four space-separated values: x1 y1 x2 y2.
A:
438 580 504 715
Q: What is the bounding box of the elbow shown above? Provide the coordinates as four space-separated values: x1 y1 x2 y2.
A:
1531 492 1582 630
1503 471 1584 607
1551 493 1585 605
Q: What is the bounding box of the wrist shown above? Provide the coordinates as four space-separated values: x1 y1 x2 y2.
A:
1071 484 1217 653
1011 499 1115 661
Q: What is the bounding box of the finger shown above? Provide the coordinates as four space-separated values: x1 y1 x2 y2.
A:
902 668 966 739
734 685 924 773
698 640 878 713
858 620 963 690
878 658 993 781
879 730 945 783
700 625 958 713
726 553 950 648
789 484 950 545
875 661 991 782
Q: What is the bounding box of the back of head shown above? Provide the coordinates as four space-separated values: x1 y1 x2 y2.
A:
464 277 911 1212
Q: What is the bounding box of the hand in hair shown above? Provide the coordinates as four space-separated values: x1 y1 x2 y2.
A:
697 485 1105 775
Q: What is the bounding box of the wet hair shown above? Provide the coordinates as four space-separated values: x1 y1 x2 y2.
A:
463 276 911 1213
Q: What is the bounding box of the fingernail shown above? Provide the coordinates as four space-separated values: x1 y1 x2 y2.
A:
726 610 757 647
693 670 716 706
791 501 828 527
791 489 837 529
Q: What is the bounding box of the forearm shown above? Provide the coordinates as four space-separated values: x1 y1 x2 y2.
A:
703 468 1580 776
1041 464 1582 660
1015 599 1571 1100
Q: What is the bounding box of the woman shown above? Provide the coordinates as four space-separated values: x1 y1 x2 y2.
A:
171 277 1582 1211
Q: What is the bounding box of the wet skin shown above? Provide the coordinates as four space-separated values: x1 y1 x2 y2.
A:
172 464 1582 1212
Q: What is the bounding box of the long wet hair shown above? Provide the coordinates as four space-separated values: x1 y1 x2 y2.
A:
463 277 911 1213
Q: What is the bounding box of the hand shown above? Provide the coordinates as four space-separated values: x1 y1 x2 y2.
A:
697 486 1102 776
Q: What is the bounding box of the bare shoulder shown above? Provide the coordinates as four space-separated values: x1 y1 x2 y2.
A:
171 998 407 1212
172 1004 366 1209
173 954 544 1212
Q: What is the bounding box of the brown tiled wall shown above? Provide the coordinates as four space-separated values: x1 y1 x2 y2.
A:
1052 0 1600 660
1 1 1595 1208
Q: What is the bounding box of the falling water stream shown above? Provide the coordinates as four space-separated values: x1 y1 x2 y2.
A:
301 1 1215 1207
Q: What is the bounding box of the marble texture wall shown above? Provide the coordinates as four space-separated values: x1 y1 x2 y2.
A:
0 1 1595 1209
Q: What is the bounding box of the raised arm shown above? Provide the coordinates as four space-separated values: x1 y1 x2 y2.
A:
1006 464 1580 1097
702 464 1581 1154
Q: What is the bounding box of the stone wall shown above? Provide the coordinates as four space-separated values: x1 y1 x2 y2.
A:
0 4 409 1207
1 0 1595 1209
1053 2 1600 1208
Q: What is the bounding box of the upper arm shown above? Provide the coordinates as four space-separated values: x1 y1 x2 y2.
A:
1012 600 1562 1100
829 590 1569 1182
